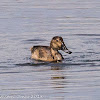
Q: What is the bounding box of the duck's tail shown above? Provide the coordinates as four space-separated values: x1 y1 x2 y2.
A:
30 47 32 51
30 46 34 53
30 46 35 53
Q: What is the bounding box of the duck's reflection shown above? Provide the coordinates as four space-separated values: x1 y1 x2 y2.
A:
50 66 66 89
50 66 66 100
51 66 65 80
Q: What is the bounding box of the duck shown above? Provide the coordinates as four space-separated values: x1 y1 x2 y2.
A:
30 36 72 62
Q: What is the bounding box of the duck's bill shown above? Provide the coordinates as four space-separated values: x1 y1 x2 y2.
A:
63 49 72 54
61 44 72 54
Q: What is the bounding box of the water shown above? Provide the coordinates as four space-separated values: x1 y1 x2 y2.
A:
0 0 100 100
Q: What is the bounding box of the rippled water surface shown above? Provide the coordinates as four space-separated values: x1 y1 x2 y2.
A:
0 0 100 100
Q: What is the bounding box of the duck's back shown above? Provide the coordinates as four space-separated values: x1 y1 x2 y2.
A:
31 46 54 61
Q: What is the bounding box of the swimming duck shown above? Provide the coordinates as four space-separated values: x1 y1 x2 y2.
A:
31 36 72 62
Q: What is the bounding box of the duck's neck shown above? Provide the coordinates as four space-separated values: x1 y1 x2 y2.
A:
50 48 59 60
50 48 58 55
50 48 63 61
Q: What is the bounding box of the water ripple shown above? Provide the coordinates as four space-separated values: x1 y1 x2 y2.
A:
74 34 100 36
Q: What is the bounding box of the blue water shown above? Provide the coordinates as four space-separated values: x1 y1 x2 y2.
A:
0 0 100 100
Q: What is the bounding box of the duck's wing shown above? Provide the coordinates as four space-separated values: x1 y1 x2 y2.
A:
38 48 46 58
31 46 51 58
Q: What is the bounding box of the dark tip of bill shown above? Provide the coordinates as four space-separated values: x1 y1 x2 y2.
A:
68 51 72 54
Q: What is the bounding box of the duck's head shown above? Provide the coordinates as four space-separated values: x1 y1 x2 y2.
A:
50 36 72 54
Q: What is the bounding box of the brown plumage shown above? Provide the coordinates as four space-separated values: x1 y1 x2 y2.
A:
31 36 72 62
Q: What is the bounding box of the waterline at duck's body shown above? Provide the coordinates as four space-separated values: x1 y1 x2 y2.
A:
31 46 63 62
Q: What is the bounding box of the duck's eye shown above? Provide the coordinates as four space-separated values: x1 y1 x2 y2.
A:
56 40 59 42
